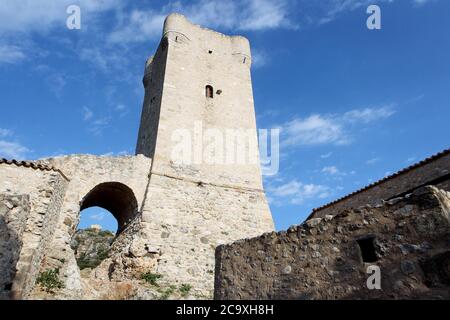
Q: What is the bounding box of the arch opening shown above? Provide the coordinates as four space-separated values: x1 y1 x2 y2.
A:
80 182 138 234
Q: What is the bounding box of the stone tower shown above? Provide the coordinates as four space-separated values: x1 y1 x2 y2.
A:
133 14 274 295
136 13 265 188
0 13 273 299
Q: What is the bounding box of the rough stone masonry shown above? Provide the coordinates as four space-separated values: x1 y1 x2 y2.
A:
0 14 274 300
1 12 449 300
214 150 449 299
214 186 450 299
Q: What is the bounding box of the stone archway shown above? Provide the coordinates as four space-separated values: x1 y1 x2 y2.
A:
80 182 138 234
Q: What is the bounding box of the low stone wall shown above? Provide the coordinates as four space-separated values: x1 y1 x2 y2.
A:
215 186 450 299
310 150 450 219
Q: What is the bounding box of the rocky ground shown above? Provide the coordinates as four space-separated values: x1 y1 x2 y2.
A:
31 227 203 300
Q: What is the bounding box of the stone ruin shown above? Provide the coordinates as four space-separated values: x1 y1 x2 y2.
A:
214 150 450 299
0 13 448 300
0 14 274 300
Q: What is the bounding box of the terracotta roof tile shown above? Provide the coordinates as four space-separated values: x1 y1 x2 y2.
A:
309 148 450 216
0 158 69 181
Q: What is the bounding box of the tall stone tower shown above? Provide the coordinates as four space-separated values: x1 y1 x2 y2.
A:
136 13 266 188
135 14 274 296
0 13 274 300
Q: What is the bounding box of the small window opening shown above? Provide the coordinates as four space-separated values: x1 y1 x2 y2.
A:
206 85 214 98
357 236 378 263
208 50 213 54
175 36 178 42
243 57 246 64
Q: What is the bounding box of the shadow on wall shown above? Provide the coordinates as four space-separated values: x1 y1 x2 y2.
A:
0 215 21 300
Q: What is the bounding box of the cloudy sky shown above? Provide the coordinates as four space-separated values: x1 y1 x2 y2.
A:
0 0 449 231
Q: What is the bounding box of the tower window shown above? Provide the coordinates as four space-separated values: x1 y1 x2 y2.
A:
208 50 213 54
206 85 214 98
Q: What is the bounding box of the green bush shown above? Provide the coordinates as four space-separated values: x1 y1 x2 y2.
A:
158 285 176 300
98 230 114 237
36 269 64 293
179 284 192 297
141 272 162 286
76 247 110 270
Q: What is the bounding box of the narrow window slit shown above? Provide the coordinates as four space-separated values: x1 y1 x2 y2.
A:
206 85 214 98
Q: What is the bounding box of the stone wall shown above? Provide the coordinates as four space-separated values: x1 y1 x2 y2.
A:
310 150 450 219
0 162 69 299
33 154 152 298
138 172 273 297
0 194 30 299
215 186 450 299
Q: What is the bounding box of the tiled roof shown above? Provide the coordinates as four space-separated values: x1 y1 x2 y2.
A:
309 148 450 218
0 158 69 180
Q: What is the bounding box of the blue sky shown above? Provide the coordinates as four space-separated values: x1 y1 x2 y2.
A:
0 0 449 232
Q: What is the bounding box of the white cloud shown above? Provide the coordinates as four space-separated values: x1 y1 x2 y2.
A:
115 104 129 117
322 166 340 175
82 106 111 136
0 128 30 159
320 152 333 159
101 150 130 157
115 104 126 111
79 47 129 73
414 0 431 6
366 157 380 165
251 50 268 68
310 0 436 25
89 211 106 221
268 179 330 205
0 45 26 64
89 116 111 136
108 0 294 44
281 105 395 147
0 140 30 159
343 106 395 123
282 114 349 146
238 0 293 30
82 107 93 121
0 0 121 34
0 128 12 137
108 9 166 44
316 0 374 25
